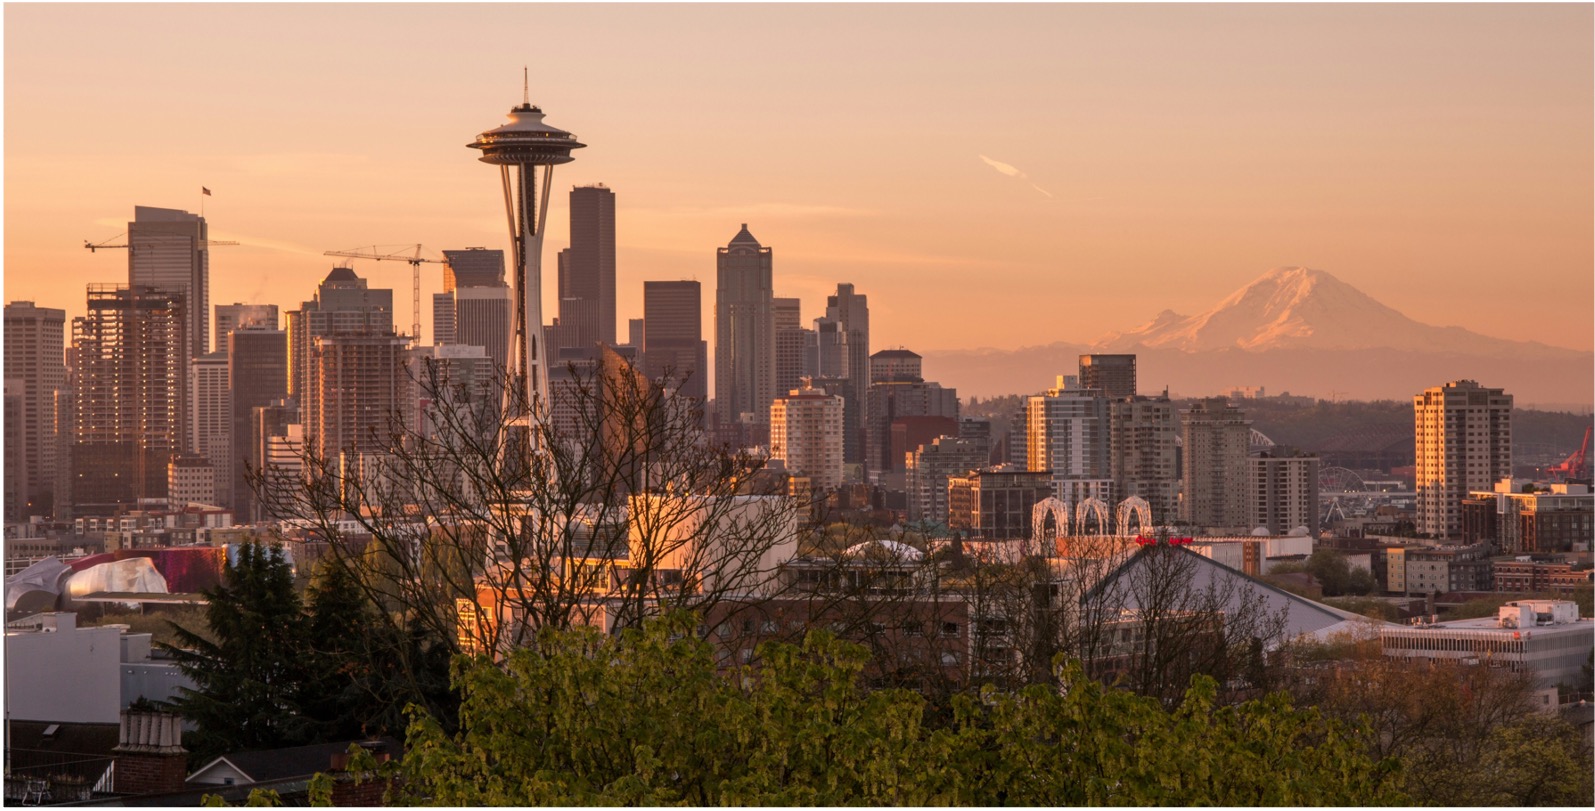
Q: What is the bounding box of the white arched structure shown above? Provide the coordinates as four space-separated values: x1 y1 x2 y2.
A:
1030 497 1070 556
1074 497 1111 536
1115 496 1153 537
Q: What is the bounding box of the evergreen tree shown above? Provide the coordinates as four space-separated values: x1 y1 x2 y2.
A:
161 543 315 762
299 558 456 739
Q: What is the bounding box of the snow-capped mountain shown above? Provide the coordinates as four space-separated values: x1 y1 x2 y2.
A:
924 267 1591 405
1093 266 1566 357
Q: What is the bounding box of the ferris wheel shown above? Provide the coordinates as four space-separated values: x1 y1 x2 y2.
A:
1319 466 1373 524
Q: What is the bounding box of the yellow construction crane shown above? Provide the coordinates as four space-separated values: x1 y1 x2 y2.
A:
322 244 442 343
84 233 240 252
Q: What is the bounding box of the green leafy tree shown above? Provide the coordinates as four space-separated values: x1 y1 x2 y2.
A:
161 543 316 762
400 612 1404 806
1305 548 1374 597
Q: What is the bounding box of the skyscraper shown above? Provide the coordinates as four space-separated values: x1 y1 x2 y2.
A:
4 301 68 518
432 292 457 345
1079 354 1136 400
251 399 299 521
1026 379 1113 505
70 286 188 513
556 185 616 351
642 280 707 404
906 434 989 526
1250 448 1321 536
229 328 287 515
438 248 508 360
714 224 775 442
442 248 506 291
770 382 845 493
1415 380 1512 539
286 267 393 402
870 349 922 384
213 303 278 351
454 285 514 373
806 318 849 380
308 333 409 460
1180 398 1252 529
1108 394 1178 527
865 349 958 481
190 351 232 506
4 382 28 522
825 283 869 464
772 297 807 395
128 206 209 360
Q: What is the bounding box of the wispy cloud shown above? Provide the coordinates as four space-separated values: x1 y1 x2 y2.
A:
979 155 1053 199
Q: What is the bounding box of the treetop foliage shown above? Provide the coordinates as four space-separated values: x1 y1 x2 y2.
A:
400 612 1405 807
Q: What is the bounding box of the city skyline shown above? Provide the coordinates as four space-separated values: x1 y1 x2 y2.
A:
5 3 1591 359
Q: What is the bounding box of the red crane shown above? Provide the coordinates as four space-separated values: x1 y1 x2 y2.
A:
1546 425 1591 481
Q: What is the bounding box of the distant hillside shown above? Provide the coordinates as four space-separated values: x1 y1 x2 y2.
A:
962 394 1592 466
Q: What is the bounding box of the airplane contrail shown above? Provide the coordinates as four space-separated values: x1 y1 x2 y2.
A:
979 154 1053 198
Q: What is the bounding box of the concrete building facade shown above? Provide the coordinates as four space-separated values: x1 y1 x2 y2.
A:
947 468 1054 540
1026 380 1112 506
1108 395 1178 528
307 333 409 460
1463 480 1591 554
285 267 394 402
1414 380 1512 539
906 435 989 527
4 301 68 519
770 383 845 493
189 351 231 504
1381 600 1592 687
1248 448 1321 536
1180 398 1251 530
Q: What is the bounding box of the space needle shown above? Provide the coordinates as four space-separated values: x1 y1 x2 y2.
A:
469 81 585 464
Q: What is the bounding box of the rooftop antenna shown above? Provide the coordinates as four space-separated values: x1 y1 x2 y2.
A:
523 66 529 105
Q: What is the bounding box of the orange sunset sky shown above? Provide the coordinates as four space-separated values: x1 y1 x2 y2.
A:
4 3 1592 354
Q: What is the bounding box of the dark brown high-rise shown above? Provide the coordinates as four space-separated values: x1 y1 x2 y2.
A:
642 280 707 404
1078 354 1137 399
556 185 616 351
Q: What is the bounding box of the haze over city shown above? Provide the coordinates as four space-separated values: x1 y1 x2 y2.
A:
6 3 1592 364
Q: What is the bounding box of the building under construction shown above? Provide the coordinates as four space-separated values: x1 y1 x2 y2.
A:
69 286 189 516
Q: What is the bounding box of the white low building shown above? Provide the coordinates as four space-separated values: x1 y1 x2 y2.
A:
4 612 193 724
1380 599 1593 687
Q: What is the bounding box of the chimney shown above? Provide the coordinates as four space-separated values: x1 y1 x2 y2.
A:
328 740 397 807
112 709 188 795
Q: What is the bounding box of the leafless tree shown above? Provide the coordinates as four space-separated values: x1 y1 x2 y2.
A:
253 353 803 662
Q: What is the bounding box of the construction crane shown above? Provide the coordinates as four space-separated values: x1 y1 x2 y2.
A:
322 244 442 343
84 233 240 252
1546 425 1592 481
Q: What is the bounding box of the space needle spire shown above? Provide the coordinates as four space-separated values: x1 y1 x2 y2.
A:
469 88 585 468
